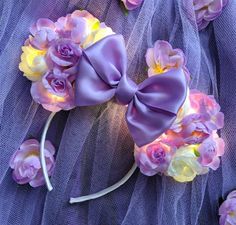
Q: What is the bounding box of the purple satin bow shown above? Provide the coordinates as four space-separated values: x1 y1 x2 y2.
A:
75 34 187 147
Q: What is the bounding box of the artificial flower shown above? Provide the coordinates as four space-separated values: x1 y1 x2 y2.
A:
198 132 225 170
134 140 174 176
180 113 211 144
82 23 114 48
189 90 224 130
9 139 55 187
29 18 58 50
172 90 224 145
161 130 185 149
121 0 143 10
31 69 75 112
219 190 236 225
167 145 208 182
193 0 228 30
146 40 190 80
46 38 82 74
55 10 100 44
19 45 47 81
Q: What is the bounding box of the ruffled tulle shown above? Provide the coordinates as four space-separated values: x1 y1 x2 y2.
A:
0 0 235 224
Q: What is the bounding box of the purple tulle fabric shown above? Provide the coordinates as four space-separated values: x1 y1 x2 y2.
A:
0 0 235 225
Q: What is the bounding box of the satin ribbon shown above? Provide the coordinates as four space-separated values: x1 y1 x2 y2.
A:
75 34 187 147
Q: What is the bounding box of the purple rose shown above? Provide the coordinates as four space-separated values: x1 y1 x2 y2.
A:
121 0 143 10
193 0 228 30
9 139 55 187
198 133 225 170
162 130 185 148
134 141 174 176
55 10 99 43
145 40 190 81
180 113 211 144
29 18 58 50
31 69 75 112
46 39 82 74
175 90 224 145
219 190 236 225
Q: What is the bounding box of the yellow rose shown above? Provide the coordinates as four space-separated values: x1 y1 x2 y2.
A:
167 145 208 182
71 10 100 32
19 45 47 81
82 23 114 48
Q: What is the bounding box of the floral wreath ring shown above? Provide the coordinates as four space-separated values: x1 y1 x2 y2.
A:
16 10 225 204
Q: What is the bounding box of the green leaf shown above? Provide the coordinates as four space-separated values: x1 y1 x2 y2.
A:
194 149 200 157
119 1 129 16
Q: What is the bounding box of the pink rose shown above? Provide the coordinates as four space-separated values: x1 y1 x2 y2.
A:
9 139 55 187
121 0 143 10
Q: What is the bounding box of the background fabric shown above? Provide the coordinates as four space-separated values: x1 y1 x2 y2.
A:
0 0 235 224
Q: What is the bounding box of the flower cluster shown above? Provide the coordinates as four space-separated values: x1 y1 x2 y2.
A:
193 0 228 30
121 0 143 10
9 139 55 187
19 10 114 112
219 190 236 225
135 40 225 182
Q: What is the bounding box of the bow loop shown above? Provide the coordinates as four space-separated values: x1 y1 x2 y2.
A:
126 68 187 147
75 34 127 106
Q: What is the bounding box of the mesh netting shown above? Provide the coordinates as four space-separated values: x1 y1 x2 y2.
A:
0 0 235 224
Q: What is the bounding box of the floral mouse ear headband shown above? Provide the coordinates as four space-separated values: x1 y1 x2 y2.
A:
15 10 225 204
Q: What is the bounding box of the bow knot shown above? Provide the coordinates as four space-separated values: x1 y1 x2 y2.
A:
115 76 137 105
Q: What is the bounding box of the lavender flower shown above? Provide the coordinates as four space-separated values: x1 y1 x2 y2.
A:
219 190 236 225
46 39 82 74
198 133 225 170
176 90 224 144
180 113 211 144
9 139 55 187
31 69 75 112
145 40 190 80
189 90 224 130
55 10 99 44
193 0 228 30
134 140 174 176
29 18 58 50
